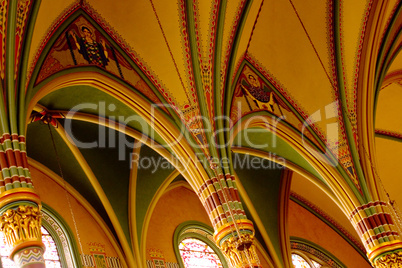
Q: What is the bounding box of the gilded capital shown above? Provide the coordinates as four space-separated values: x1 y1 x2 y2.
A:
220 232 260 268
372 250 402 268
214 220 261 268
0 205 42 250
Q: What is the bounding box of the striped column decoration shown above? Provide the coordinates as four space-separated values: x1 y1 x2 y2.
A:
0 136 43 268
13 247 46 268
349 201 402 267
0 133 42 268
0 134 33 192
197 174 246 229
197 170 260 268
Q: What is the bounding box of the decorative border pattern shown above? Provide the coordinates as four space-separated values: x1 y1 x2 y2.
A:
192 0 217 124
28 1 180 113
327 0 359 189
291 242 343 268
178 0 199 107
221 0 247 113
14 0 32 79
377 2 402 76
82 2 180 111
81 254 123 268
0 0 8 80
245 53 350 172
146 260 179 268
13 247 45 267
27 1 80 88
348 0 373 119
42 211 74 268
375 129 402 140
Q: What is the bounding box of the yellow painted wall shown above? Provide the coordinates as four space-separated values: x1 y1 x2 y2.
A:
145 184 272 267
145 185 211 262
30 164 122 259
288 200 371 268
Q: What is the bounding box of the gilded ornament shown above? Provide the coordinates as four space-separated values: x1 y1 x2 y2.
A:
220 233 260 268
373 250 402 268
0 205 42 248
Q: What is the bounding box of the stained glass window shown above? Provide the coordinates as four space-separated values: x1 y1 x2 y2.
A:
292 254 312 268
41 226 62 268
179 238 223 268
311 260 322 268
0 226 62 268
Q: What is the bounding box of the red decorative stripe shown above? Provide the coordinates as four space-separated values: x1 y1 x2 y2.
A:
349 201 387 220
375 129 402 140
14 150 22 169
21 152 29 170
211 176 227 206
18 136 25 143
356 213 394 233
245 0 264 53
221 0 247 112
349 0 374 116
2 133 10 141
5 150 16 167
11 175 19 183
0 151 8 168
198 178 212 195
202 194 224 226
364 231 399 246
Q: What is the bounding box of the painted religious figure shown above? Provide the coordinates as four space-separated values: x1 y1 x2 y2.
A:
237 69 290 117
69 26 109 67
35 16 167 109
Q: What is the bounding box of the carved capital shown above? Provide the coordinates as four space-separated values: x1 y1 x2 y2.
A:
214 220 261 268
0 205 42 248
373 250 402 268
220 233 260 268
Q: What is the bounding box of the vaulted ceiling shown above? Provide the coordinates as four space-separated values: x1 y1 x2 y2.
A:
10 0 402 266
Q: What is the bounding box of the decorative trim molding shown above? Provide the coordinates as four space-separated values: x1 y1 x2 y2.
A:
290 237 346 268
41 204 81 268
375 129 402 141
173 221 229 268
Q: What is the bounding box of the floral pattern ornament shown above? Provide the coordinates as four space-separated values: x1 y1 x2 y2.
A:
0 205 42 248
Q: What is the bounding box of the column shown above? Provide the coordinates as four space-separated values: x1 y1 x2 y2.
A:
0 190 45 268
349 201 402 267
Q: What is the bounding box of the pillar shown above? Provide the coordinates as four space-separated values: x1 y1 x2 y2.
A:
349 201 402 267
197 170 261 267
0 190 45 268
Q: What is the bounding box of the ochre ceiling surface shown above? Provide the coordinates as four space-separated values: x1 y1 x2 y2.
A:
0 0 399 266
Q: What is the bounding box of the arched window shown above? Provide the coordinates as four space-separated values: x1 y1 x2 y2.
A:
174 221 228 268
291 252 323 268
290 238 346 268
41 226 62 267
0 206 80 268
179 238 223 268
